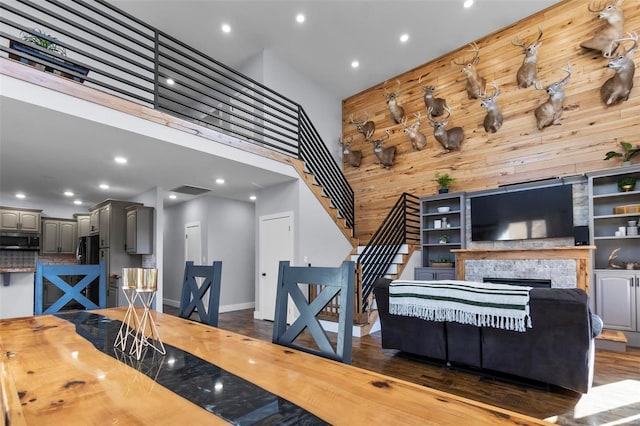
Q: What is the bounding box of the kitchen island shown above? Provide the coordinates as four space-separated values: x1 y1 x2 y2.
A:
0 308 551 425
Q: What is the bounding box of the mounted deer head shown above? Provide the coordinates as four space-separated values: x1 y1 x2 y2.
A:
534 62 572 130
349 113 375 140
402 113 428 151
601 32 637 106
479 82 503 134
369 130 395 168
580 0 625 57
428 106 464 151
383 80 405 124
453 42 486 99
339 136 362 168
512 26 543 88
418 74 447 117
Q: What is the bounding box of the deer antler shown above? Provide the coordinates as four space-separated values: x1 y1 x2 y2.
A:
349 112 367 125
588 0 612 12
428 106 450 123
453 43 480 65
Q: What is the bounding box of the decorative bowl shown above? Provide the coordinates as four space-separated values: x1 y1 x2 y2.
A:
437 206 450 213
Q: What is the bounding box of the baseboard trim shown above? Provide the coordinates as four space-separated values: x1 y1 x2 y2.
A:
162 299 254 313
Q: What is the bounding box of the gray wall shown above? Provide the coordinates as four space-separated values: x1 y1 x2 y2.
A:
163 195 256 311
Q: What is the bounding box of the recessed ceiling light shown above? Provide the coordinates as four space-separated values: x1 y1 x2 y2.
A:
400 34 409 43
296 13 305 23
166 78 175 85
221 23 231 33
464 0 474 8
169 194 177 199
114 156 127 164
351 60 359 69
64 191 74 197
249 195 257 201
99 183 109 189
74 200 82 205
15 192 25 199
216 178 225 185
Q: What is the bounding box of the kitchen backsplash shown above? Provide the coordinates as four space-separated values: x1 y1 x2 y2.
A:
0 251 77 267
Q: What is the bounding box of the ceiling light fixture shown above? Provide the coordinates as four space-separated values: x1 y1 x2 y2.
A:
464 0 474 8
169 194 177 199
74 200 82 205
166 78 175 85
296 13 305 23
114 156 127 164
221 23 231 33
15 193 25 199
249 195 257 201
64 191 74 197
351 60 359 69
400 34 409 43
99 183 109 189
215 178 225 185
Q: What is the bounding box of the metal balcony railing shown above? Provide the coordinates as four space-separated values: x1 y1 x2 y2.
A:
0 0 354 232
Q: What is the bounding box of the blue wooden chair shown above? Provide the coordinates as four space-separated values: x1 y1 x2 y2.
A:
35 262 106 315
178 261 223 326
272 260 355 364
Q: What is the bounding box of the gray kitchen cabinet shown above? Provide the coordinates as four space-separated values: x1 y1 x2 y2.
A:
75 213 91 238
0 208 41 232
41 219 77 254
89 209 99 235
98 204 111 248
125 205 154 254
90 200 143 283
595 270 640 332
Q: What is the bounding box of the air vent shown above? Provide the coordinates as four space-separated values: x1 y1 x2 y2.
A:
169 185 212 195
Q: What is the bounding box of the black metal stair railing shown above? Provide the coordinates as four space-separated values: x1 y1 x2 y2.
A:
357 193 420 313
0 0 354 232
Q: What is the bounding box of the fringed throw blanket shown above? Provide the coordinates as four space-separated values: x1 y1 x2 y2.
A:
389 280 533 332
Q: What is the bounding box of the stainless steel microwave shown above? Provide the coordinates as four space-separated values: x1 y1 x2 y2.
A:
0 232 41 250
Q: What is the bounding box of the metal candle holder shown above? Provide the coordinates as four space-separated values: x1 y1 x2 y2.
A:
114 268 165 360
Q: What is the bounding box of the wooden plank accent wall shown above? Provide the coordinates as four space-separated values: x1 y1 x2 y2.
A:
342 0 640 243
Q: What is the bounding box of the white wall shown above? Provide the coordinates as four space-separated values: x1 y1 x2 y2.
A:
238 49 343 165
163 195 255 311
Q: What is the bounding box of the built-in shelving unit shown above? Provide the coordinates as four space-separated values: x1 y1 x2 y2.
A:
588 164 640 347
416 192 465 280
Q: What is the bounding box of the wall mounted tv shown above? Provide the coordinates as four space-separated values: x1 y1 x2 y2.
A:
470 184 574 242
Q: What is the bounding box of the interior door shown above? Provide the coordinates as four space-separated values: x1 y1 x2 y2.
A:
259 212 294 321
185 222 201 264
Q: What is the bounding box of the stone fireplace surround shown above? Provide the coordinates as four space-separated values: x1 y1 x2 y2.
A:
452 180 594 293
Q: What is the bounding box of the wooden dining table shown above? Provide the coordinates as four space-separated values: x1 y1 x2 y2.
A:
0 308 551 425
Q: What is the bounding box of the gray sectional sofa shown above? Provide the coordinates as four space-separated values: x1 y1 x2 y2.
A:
373 277 595 393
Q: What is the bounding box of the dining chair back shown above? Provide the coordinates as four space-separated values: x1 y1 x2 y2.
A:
178 261 223 326
35 261 106 315
272 260 355 364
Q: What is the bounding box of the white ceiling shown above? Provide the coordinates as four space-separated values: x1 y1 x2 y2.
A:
0 0 558 211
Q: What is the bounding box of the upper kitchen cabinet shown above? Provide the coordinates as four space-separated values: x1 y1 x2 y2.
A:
41 218 77 254
0 208 42 232
74 213 91 238
125 206 153 254
90 200 142 250
89 209 99 235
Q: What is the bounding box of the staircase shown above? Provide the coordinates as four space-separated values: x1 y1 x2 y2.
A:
596 330 627 353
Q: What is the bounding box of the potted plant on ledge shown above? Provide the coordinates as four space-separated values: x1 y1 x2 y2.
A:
604 141 640 166
8 29 88 83
435 172 456 194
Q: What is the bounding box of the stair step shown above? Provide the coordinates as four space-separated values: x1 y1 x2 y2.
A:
357 244 409 255
595 330 627 353
351 253 404 265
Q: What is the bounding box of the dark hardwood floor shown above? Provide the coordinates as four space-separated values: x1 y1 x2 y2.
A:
164 306 640 425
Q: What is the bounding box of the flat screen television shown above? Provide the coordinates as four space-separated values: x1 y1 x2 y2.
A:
470 184 574 242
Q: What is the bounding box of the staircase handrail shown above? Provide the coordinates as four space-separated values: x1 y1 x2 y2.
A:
357 193 420 313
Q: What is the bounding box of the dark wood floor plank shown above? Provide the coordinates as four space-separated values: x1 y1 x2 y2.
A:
166 306 640 425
